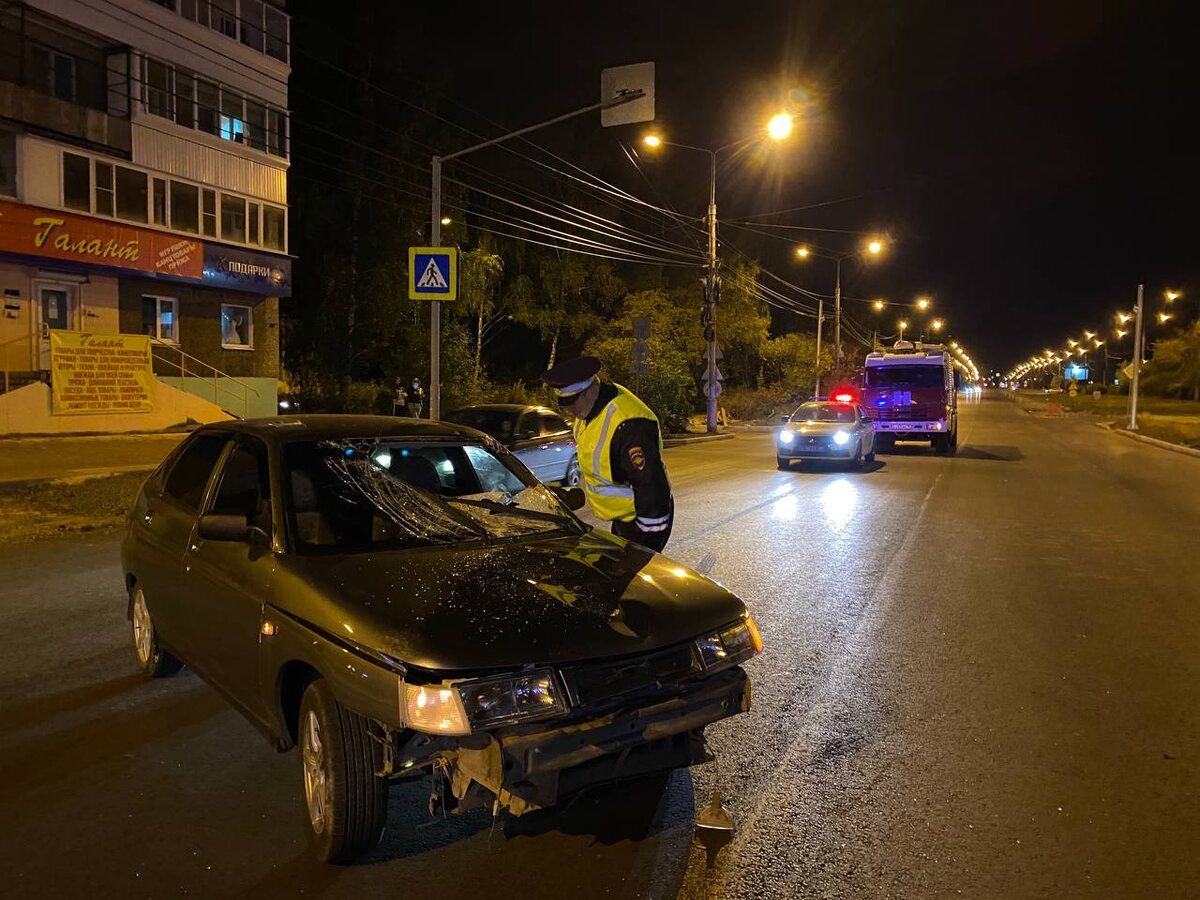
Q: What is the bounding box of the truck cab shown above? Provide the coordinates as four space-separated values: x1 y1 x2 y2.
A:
861 341 959 454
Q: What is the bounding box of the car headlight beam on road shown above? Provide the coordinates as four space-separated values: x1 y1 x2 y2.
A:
833 430 850 446
778 430 795 445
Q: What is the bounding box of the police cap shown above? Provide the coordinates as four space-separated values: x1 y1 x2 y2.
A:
542 356 601 398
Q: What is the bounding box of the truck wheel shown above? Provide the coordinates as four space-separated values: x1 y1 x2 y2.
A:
130 585 182 678
776 456 791 470
875 436 894 454
299 679 388 863
933 433 953 454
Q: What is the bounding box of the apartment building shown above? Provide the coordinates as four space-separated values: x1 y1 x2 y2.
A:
0 0 291 428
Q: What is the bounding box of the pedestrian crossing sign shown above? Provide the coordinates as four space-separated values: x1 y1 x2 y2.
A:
408 247 457 300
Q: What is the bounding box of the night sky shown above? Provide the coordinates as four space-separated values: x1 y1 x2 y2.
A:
303 0 1197 373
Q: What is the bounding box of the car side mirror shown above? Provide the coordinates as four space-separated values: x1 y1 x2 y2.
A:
198 512 252 542
861 416 873 424
780 415 790 423
555 486 586 511
514 429 536 441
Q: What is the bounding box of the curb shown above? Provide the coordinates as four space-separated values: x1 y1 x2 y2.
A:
1096 421 1200 459
0 465 155 492
724 424 779 433
663 432 737 448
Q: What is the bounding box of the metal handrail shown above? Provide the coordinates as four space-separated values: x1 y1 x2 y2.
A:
150 338 260 418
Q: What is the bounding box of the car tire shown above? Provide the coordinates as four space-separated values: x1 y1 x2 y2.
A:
851 441 864 469
130 585 182 678
299 679 388 864
865 447 876 463
776 456 791 470
564 456 581 487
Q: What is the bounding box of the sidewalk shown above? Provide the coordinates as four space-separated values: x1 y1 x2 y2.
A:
0 433 186 485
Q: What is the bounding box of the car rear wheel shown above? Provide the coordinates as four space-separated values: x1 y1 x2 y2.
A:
130 586 182 678
299 679 388 863
564 455 581 486
776 456 791 470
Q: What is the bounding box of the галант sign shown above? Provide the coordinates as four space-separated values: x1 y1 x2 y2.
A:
50 332 154 415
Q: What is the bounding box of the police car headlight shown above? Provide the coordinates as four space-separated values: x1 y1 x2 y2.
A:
779 430 795 445
833 430 850 445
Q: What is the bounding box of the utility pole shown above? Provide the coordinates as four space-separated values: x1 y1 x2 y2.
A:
813 296 824 397
704 151 720 433
1128 283 1144 431
429 156 442 419
833 257 843 362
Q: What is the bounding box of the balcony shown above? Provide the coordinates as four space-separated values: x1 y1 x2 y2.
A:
0 6 132 154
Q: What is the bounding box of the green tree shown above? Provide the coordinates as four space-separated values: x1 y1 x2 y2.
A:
457 243 505 389
1143 321 1200 399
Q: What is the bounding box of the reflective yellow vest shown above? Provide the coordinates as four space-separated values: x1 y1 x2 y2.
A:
573 384 664 522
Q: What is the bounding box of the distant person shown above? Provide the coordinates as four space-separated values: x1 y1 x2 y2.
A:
392 379 407 416
542 356 673 552
407 378 425 418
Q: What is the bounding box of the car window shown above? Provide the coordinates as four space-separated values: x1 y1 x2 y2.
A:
447 408 516 441
790 404 856 423
864 365 945 387
164 434 228 511
209 438 270 522
283 438 580 554
538 412 569 436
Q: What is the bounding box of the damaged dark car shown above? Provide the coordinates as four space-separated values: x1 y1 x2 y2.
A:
120 416 761 862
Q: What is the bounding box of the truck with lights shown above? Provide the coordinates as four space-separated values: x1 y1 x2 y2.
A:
861 342 959 453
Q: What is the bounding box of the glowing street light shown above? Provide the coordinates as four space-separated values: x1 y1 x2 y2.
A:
872 299 885 312
1083 330 1096 340
931 318 944 332
1165 290 1181 302
866 238 884 255
1067 338 1078 347
1116 312 1132 324
915 296 931 311
440 216 452 226
898 318 909 340
642 134 662 148
767 112 794 141
795 245 811 258
1116 328 1128 338
1158 312 1173 324
1093 338 1104 348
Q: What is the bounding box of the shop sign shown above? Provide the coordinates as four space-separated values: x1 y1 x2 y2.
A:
203 245 291 296
0 199 202 279
50 331 154 415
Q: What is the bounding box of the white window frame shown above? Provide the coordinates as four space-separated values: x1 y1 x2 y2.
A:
143 294 179 343
56 148 288 253
221 303 253 350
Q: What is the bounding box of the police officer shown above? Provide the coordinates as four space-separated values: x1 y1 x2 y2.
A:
542 356 673 552
407 378 425 418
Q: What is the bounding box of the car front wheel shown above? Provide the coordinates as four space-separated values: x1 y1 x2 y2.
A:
776 456 791 470
130 585 182 678
299 679 388 863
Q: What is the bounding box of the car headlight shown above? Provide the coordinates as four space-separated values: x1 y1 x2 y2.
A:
694 615 764 673
778 430 795 445
833 430 850 445
456 669 566 730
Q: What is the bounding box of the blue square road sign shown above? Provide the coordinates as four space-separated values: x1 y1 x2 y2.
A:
408 247 457 300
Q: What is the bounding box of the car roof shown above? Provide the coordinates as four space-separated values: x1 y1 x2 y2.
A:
450 404 553 414
194 415 484 444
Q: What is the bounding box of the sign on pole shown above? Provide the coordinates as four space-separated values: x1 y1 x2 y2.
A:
600 63 655 127
408 247 458 301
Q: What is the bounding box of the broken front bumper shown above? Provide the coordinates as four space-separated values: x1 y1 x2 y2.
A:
429 666 750 815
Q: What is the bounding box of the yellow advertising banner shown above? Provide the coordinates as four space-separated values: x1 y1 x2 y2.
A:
50 332 154 415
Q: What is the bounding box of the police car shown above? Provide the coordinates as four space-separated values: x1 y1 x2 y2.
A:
776 392 877 470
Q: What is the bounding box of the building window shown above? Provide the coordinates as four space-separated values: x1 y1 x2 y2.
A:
265 5 289 62
220 89 245 142
95 162 114 216
153 178 167 225
248 201 260 245
262 204 285 251
202 189 217 236
240 0 264 52
196 78 219 136
170 181 199 233
2 130 18 196
63 153 91 211
31 46 76 103
174 70 196 130
267 108 287 157
211 0 238 38
244 99 267 152
141 295 177 342
221 194 246 242
221 304 252 349
144 58 173 119
115 166 148 223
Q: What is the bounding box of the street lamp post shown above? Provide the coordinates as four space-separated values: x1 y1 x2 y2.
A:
645 113 793 432
1129 283 1145 430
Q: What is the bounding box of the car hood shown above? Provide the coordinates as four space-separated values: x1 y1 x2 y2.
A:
784 421 854 434
274 529 745 673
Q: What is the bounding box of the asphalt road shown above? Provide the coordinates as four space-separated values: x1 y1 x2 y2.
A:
2 392 1198 899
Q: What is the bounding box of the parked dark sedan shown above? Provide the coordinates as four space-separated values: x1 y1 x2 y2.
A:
121 416 760 862
447 404 580 485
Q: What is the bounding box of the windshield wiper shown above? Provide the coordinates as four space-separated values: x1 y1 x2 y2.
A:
445 496 566 524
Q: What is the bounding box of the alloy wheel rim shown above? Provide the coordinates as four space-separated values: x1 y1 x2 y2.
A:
302 710 327 833
132 590 153 665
